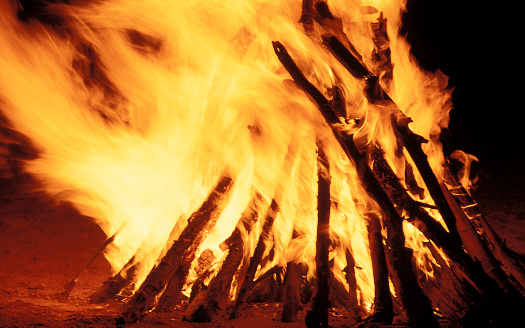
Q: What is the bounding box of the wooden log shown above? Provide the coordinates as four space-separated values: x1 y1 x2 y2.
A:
155 231 210 312
444 160 525 294
281 260 303 322
119 173 234 324
183 192 263 322
187 249 216 303
366 213 393 324
280 229 304 323
305 139 331 328
442 181 525 326
381 209 440 328
229 138 298 319
229 199 278 319
89 256 137 303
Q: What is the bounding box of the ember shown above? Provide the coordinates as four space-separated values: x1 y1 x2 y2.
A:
0 0 524 327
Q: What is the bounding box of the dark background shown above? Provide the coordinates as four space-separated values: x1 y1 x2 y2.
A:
403 1 522 166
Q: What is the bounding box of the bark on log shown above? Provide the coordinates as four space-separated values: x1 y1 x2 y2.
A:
305 139 331 328
442 181 525 326
370 146 523 322
183 193 263 322
120 173 234 323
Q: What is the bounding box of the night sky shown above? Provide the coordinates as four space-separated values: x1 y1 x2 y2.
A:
403 1 522 165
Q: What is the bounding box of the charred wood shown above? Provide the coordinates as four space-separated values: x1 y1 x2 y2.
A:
443 183 525 325
120 173 234 323
305 139 331 328
188 250 216 304
183 193 263 322
89 255 137 304
371 146 525 323
381 209 440 328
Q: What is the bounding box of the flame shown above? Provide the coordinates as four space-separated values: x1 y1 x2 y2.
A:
0 0 454 313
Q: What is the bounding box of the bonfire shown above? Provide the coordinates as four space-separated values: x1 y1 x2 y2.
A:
0 0 524 327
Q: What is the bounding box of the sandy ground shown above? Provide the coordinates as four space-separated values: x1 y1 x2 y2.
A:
0 162 523 328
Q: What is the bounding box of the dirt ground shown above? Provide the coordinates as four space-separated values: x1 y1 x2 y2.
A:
0 162 523 328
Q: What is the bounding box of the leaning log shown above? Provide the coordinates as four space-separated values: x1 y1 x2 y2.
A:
155 229 209 312
183 192 264 322
306 139 331 328
444 160 525 294
229 138 298 319
119 173 234 324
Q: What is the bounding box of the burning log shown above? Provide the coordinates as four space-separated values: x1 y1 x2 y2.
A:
119 173 234 324
228 195 280 319
90 254 139 303
154 230 210 312
305 139 331 328
187 249 216 303
229 138 298 319
183 192 264 322
281 259 303 322
380 198 440 328
366 213 393 324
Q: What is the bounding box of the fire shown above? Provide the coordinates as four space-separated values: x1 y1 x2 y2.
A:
0 0 453 318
